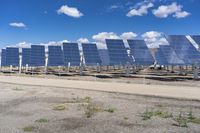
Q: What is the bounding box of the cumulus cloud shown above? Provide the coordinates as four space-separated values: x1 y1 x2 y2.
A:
173 11 190 18
142 31 168 48
120 32 137 40
127 2 154 17
9 22 26 28
77 38 89 44
57 5 83 18
92 32 120 42
152 2 190 18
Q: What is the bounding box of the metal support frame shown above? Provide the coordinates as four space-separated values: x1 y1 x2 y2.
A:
193 63 199 80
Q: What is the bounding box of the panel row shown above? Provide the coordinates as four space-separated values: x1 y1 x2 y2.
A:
1 36 200 67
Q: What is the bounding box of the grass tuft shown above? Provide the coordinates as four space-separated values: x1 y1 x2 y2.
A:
53 104 66 111
23 126 36 132
85 104 103 118
104 107 117 113
35 118 49 123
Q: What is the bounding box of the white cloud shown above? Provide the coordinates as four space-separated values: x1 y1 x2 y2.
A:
127 2 154 17
173 11 190 18
9 22 26 28
142 31 168 48
77 38 89 44
152 2 190 18
120 32 137 40
57 5 83 18
92 32 120 42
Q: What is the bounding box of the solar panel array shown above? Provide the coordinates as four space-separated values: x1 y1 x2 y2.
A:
106 39 129 65
5 48 19 67
190 35 200 47
1 37 200 68
30 45 45 66
166 35 200 65
82 43 102 66
48 46 64 66
22 48 31 66
63 43 80 66
128 40 154 65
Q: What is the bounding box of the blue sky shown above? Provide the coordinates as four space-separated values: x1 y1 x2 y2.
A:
0 0 200 48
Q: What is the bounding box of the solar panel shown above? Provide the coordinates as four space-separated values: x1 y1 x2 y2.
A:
1 49 6 67
98 49 110 66
166 35 200 65
5 47 19 67
82 43 102 66
22 48 31 66
48 46 64 66
155 47 169 65
190 35 200 47
63 43 80 66
106 39 130 65
30 45 45 66
159 45 185 65
128 40 154 65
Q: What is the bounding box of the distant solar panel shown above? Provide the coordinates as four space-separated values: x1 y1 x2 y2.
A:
159 45 185 65
98 49 110 66
1 49 6 67
22 48 31 66
5 47 19 67
48 46 64 66
63 43 80 66
190 35 200 47
30 45 45 66
128 40 154 65
106 39 130 65
166 35 200 65
82 43 102 66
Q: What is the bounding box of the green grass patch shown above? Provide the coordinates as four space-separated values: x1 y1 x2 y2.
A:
104 107 117 113
35 118 49 123
187 111 200 124
53 104 66 111
85 104 103 118
142 109 172 120
23 126 36 132
142 109 153 120
153 110 173 118
173 113 188 127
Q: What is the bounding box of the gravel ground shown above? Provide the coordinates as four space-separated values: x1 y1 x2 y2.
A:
0 82 200 133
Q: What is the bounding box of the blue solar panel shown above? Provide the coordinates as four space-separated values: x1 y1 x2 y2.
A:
82 43 102 66
22 48 31 66
5 47 19 67
106 39 130 65
1 49 6 67
48 46 64 66
155 47 169 65
190 35 200 47
30 45 45 66
128 40 154 65
63 43 80 66
98 49 110 66
166 35 200 65
159 45 185 65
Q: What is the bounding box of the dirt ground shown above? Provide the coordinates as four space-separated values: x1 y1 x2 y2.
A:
1 82 200 133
